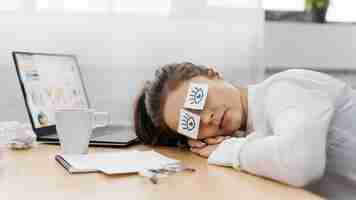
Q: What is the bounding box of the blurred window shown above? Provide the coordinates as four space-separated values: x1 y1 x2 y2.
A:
36 0 110 13
113 0 171 16
0 0 21 11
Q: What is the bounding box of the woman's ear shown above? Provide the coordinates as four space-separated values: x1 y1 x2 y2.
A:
206 65 222 79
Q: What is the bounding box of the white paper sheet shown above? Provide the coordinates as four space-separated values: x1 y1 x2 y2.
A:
183 83 208 110
58 150 180 175
177 109 200 139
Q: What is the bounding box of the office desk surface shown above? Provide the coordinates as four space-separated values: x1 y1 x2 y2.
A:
0 144 323 200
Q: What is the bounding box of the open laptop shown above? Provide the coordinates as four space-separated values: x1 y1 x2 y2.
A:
12 51 138 146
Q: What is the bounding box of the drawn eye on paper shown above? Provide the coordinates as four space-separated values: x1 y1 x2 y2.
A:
184 83 208 110
181 112 196 131
188 86 205 105
177 109 200 139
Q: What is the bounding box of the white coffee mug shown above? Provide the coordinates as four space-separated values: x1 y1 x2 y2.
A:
55 108 110 154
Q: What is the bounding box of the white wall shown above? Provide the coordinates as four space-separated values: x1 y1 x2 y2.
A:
265 21 356 88
0 2 264 124
265 21 356 70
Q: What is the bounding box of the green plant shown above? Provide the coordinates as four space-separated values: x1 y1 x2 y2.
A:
305 0 329 11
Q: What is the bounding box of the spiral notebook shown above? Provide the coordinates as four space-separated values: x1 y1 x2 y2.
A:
55 150 180 174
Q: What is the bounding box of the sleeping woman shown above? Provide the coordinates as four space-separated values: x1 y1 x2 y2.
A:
133 62 356 200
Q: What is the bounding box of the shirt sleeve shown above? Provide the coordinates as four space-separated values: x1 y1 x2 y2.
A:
208 137 247 167
208 82 334 187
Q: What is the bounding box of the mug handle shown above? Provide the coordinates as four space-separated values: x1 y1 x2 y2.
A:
93 112 110 128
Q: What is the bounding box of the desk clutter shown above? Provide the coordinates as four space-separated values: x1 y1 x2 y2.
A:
0 121 195 184
55 150 195 184
0 121 37 149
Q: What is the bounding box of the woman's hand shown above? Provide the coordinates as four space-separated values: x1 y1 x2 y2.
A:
188 136 230 158
187 136 227 148
190 144 219 158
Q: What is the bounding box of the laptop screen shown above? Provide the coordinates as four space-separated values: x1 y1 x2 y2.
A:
13 52 89 129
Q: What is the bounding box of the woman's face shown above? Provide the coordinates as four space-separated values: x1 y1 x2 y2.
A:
162 76 244 139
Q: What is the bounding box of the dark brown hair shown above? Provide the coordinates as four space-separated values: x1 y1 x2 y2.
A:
133 62 219 147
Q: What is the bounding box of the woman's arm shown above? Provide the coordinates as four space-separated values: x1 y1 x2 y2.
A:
208 82 334 187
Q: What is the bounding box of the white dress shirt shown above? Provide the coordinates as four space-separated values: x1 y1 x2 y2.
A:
208 69 356 199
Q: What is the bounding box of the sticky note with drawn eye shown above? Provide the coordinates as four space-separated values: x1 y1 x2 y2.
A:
184 83 208 110
177 109 200 139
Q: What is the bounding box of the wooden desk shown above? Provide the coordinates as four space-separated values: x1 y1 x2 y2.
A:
0 144 323 200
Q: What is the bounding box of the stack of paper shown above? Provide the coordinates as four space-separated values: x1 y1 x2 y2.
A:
55 150 180 175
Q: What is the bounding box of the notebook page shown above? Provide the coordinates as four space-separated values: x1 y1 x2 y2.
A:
59 150 180 174
59 150 140 171
97 150 180 174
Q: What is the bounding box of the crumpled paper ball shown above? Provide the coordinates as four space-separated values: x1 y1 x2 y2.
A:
0 122 37 150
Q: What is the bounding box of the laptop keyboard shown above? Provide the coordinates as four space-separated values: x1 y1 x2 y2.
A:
40 125 137 143
91 125 137 143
